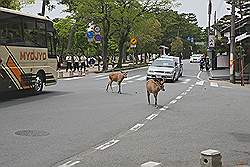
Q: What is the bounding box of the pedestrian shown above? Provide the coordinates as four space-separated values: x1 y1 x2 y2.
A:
65 53 73 72
73 54 80 72
80 54 87 73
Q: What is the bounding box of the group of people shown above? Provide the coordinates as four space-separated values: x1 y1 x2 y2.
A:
65 54 87 73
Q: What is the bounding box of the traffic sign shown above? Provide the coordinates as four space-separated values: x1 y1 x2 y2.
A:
130 37 138 45
94 26 101 33
87 31 95 39
208 35 215 48
95 34 102 43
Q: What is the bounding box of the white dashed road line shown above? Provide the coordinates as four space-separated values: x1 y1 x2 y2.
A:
176 96 183 100
129 124 144 131
58 160 80 167
197 71 202 80
141 161 161 167
95 139 120 151
95 76 108 80
146 114 158 120
62 77 83 81
169 99 177 104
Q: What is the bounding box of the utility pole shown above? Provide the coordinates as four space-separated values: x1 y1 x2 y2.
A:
230 0 236 83
41 0 46 16
207 0 212 70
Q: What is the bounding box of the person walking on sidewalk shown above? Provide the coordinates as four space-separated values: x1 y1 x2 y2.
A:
80 54 87 73
73 54 80 72
65 54 73 72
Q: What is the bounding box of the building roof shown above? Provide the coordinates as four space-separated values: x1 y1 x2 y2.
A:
221 16 250 34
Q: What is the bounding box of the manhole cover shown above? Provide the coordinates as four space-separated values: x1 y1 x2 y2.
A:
15 130 49 137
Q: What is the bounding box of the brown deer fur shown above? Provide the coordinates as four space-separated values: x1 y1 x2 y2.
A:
146 79 165 106
106 71 127 94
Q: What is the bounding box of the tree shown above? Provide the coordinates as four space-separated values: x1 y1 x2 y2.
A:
0 0 34 10
171 37 183 57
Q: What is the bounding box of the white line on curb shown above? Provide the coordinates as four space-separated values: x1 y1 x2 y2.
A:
95 139 120 150
124 75 141 81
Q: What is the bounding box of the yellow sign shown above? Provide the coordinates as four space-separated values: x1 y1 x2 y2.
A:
130 37 138 45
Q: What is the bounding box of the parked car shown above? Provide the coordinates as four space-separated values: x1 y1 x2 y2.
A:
147 57 180 82
161 55 183 77
190 54 203 63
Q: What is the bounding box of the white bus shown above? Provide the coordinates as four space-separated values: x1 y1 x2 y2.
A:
0 7 58 93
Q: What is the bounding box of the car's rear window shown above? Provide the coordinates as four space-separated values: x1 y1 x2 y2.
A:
152 59 174 67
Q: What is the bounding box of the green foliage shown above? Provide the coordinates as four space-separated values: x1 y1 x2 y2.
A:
0 0 34 10
171 37 183 56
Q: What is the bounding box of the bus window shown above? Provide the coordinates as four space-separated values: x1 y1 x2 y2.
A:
23 19 46 48
47 32 56 58
0 12 23 45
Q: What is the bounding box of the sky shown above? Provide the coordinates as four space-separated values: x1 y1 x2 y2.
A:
21 0 231 28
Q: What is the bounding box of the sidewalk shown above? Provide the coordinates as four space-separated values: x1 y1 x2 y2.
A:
57 66 101 79
209 68 230 80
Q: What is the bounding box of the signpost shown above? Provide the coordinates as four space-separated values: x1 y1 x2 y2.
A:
130 37 138 48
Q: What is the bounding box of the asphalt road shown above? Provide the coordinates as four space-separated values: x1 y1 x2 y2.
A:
0 60 250 167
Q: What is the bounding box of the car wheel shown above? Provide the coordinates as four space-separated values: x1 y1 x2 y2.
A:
34 73 44 93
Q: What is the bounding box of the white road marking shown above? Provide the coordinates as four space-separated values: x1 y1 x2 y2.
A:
136 76 146 81
188 86 193 89
182 78 191 84
95 74 108 78
124 75 141 81
210 82 219 87
221 86 232 89
159 108 166 111
170 100 177 104
181 92 187 95
95 76 108 80
62 77 83 81
95 139 120 150
146 114 158 120
127 80 134 83
195 80 205 86
176 96 183 100
129 123 144 131
197 71 202 80
163 106 169 109
58 160 80 167
191 84 195 87
186 89 191 92
141 161 161 167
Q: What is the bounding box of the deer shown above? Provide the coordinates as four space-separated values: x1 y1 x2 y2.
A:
106 71 128 94
146 79 165 106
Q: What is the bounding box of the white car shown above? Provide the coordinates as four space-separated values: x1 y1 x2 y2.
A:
161 55 183 77
147 57 180 82
190 54 203 63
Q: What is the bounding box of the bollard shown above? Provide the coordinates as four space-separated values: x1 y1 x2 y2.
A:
200 149 222 167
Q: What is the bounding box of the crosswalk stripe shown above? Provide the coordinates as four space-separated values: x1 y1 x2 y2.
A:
195 80 205 86
124 75 141 81
95 76 108 80
182 78 191 84
136 76 146 81
210 82 219 87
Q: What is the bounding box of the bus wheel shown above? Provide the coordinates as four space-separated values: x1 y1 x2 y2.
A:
34 73 44 93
